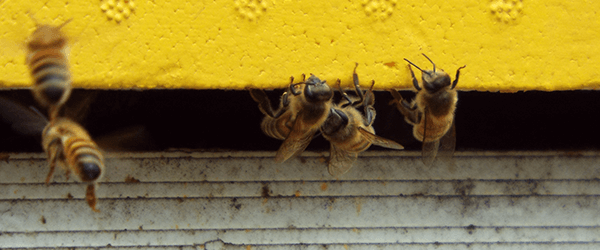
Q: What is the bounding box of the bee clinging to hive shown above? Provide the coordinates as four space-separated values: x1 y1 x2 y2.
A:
0 97 104 212
389 54 465 166
26 17 73 120
250 74 333 163
322 64 404 177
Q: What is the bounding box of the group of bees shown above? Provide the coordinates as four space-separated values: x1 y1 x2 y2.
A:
250 57 465 175
0 19 465 212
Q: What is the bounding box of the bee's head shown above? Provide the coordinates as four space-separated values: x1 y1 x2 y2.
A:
321 108 348 136
27 19 71 50
405 54 452 94
301 74 333 103
421 70 451 94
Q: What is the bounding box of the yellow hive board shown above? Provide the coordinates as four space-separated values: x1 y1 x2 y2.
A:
0 0 599 91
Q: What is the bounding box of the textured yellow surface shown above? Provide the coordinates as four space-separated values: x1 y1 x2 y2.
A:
1 0 599 91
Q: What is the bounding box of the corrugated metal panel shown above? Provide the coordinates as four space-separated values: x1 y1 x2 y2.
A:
1 151 600 249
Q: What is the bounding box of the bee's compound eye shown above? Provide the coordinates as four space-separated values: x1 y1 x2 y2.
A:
79 162 101 182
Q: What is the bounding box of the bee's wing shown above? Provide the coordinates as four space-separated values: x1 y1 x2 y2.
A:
274 107 323 163
62 90 98 123
436 118 457 166
422 140 439 166
0 96 48 136
421 107 439 166
274 129 315 163
358 127 404 150
328 143 358 177
94 125 158 152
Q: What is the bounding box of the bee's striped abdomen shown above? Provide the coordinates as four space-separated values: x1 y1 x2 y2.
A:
64 137 104 183
28 48 71 108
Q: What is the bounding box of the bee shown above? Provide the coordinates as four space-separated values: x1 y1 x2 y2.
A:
0 97 104 212
26 17 73 120
250 74 333 163
322 64 404 177
389 54 466 166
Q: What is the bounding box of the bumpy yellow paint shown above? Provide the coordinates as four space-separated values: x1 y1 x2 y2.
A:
0 0 599 91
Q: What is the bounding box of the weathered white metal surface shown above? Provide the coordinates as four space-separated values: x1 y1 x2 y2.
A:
1 151 600 249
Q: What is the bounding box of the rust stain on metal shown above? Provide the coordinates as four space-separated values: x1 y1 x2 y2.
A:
563 151 585 157
299 157 307 164
261 183 271 198
124 175 140 183
0 152 9 163
328 197 335 211
321 183 328 191
355 197 363 215
294 190 301 197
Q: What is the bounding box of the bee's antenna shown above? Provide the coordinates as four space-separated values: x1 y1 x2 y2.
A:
403 59 423 71
27 11 40 27
58 18 73 29
404 58 430 76
421 53 436 73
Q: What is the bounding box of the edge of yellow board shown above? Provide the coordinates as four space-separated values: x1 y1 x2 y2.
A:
1 0 599 91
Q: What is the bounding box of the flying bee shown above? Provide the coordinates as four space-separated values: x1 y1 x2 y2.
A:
0 97 104 212
321 64 404 177
26 17 73 120
250 74 333 163
389 54 466 166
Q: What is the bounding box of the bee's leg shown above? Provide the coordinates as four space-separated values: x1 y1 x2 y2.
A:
289 75 302 96
49 106 60 122
362 80 375 108
350 63 364 106
44 146 63 184
388 89 403 105
451 65 467 90
249 89 276 117
337 79 353 108
45 158 56 185
407 64 422 91
364 105 376 127
389 90 419 125
250 86 292 119
400 100 420 125
271 92 290 118
65 169 71 181
361 81 376 126
86 184 100 212
388 89 418 122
